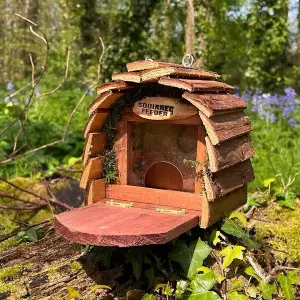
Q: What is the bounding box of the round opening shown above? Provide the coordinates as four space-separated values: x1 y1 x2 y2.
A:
144 162 183 191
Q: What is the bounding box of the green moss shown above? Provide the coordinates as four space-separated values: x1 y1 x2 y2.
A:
70 261 82 273
0 237 19 254
255 204 300 263
0 265 22 281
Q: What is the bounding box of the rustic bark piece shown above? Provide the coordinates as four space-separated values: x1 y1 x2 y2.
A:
112 71 142 83
204 159 254 200
96 81 137 95
82 132 107 166
83 111 109 138
158 77 234 92
141 66 219 82
88 90 124 115
106 185 202 211
86 179 106 205
55 201 199 246
195 124 206 194
80 156 104 189
199 111 252 145
183 92 247 118
127 60 183 72
206 135 254 172
133 97 198 121
201 185 247 228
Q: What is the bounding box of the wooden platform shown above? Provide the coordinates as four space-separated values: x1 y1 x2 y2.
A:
55 201 199 247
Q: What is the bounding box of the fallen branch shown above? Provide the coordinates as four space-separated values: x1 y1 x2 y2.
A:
0 204 45 211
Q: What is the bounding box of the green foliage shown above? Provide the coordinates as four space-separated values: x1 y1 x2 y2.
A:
277 273 294 300
168 238 212 279
219 245 245 269
258 282 276 300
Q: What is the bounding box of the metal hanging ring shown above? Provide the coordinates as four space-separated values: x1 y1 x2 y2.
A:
145 57 153 61
182 54 195 68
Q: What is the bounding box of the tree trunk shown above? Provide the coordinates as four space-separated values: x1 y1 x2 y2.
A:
185 0 194 54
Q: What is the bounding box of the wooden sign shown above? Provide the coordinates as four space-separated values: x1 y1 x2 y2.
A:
133 97 198 120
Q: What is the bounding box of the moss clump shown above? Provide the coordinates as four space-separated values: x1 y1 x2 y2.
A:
0 237 19 254
255 203 300 263
0 265 22 281
70 261 82 273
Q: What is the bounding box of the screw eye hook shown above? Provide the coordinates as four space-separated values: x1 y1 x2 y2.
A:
182 54 195 68
145 57 153 61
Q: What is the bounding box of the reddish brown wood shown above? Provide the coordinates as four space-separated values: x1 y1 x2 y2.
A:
86 179 106 205
182 92 247 118
158 77 234 93
82 132 107 166
206 135 254 172
55 201 199 246
123 111 202 125
112 71 142 83
199 111 252 145
201 185 247 228
80 157 104 189
203 159 254 200
145 162 183 191
106 185 202 211
114 119 129 185
83 111 110 138
96 81 137 95
194 124 206 194
88 91 124 115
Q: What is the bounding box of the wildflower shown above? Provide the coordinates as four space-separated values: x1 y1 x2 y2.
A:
288 118 297 127
86 86 94 96
7 81 15 92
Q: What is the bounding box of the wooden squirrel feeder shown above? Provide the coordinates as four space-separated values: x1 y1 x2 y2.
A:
55 60 255 247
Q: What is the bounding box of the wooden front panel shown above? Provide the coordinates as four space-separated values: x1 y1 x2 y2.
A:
106 185 202 211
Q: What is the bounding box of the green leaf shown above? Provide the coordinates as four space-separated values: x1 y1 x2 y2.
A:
183 290 221 300
91 285 111 291
221 219 246 239
66 286 80 300
162 282 173 296
190 270 217 293
175 280 188 298
125 248 143 280
229 279 244 293
228 291 248 300
169 238 211 279
142 293 156 300
263 178 276 187
287 271 300 285
244 266 261 282
258 282 276 300
219 246 245 269
229 212 247 227
247 286 258 298
144 266 155 289
277 273 294 300
24 227 38 242
209 230 221 246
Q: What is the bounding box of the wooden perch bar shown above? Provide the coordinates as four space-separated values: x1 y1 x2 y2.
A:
183 92 247 118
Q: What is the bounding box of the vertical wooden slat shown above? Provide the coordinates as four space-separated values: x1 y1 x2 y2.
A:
194 124 206 194
83 132 107 166
86 179 106 205
80 156 104 189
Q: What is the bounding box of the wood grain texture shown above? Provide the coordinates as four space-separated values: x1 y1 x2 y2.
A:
158 77 234 92
199 111 252 145
86 179 106 205
206 135 255 172
96 81 136 95
127 60 184 72
83 111 109 138
133 97 198 121
106 185 202 211
195 124 206 194
88 90 124 115
183 92 247 118
123 111 202 125
204 159 254 200
112 71 142 83
200 185 247 228
79 156 104 189
82 132 107 166
140 66 219 81
55 201 199 246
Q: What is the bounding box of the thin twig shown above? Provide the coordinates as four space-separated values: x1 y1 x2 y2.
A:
0 204 44 211
246 253 269 283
